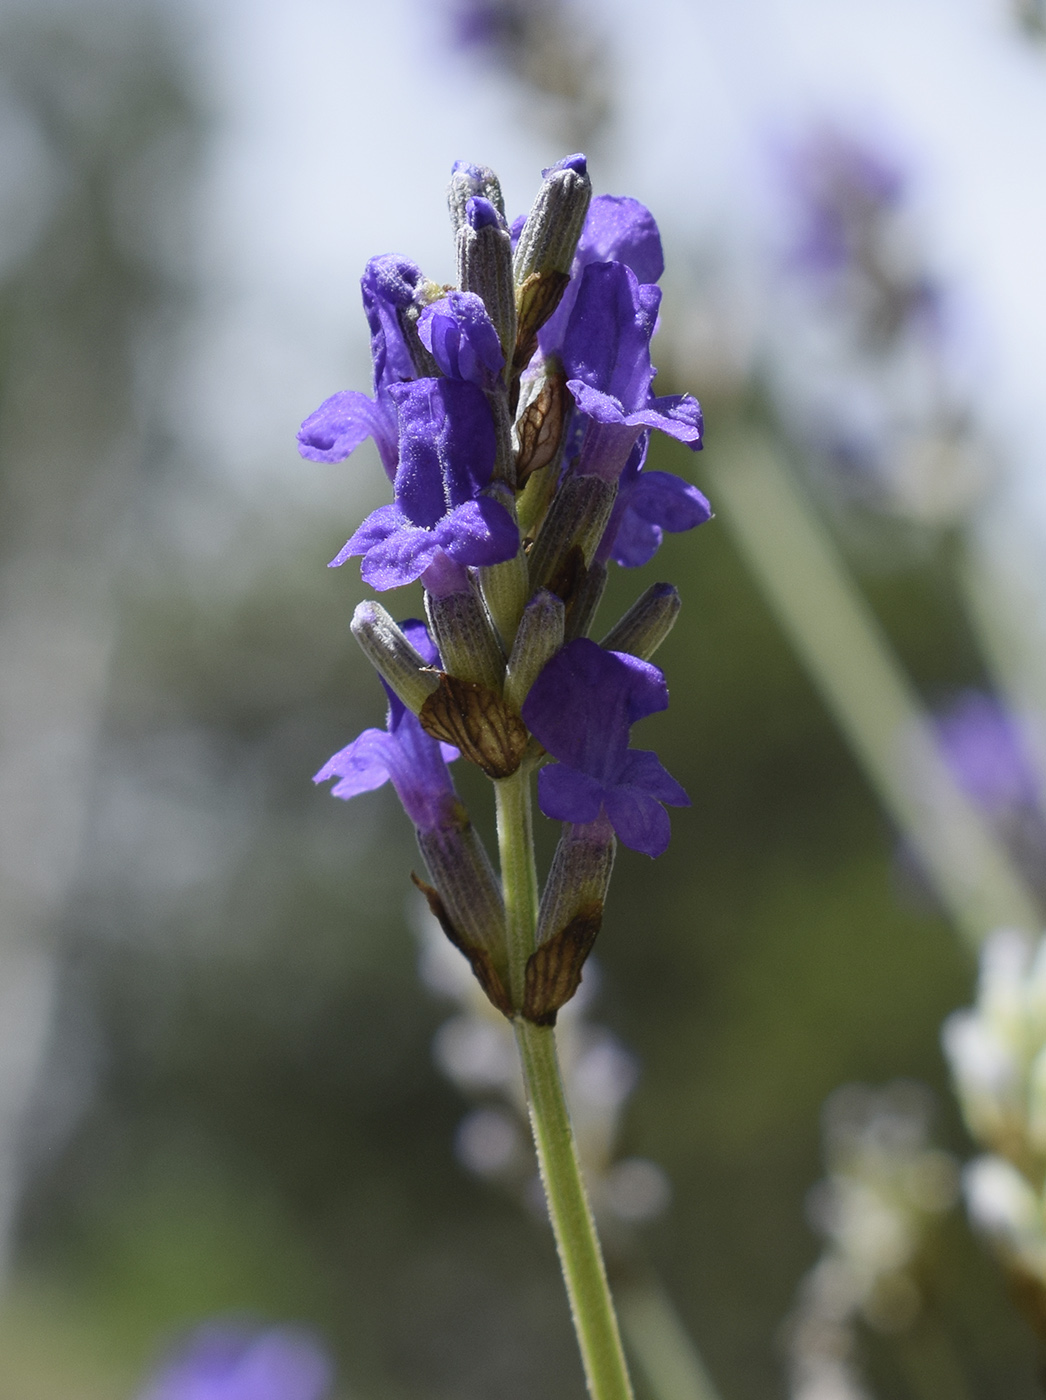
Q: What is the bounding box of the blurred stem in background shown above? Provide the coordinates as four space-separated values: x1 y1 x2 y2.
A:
706 426 1043 949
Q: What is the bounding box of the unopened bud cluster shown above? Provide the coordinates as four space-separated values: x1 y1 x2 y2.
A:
943 928 1046 1333
298 155 710 1021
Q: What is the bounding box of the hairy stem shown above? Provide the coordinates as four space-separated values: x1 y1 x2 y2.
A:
496 766 634 1400
515 1017 635 1400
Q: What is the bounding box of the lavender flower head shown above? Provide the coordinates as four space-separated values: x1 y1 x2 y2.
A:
298 154 708 1021
136 1323 333 1400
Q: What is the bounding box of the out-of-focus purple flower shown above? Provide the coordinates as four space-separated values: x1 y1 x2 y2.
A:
785 129 904 275
137 1323 333 1400
315 619 461 830
597 436 712 568
936 691 1040 817
561 261 703 481
330 377 518 589
417 291 505 390
521 637 689 858
540 193 664 355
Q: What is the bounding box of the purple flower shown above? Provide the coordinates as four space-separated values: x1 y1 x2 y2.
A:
935 691 1040 817
330 377 518 589
417 290 505 389
540 193 664 356
315 620 461 831
521 637 689 857
561 261 703 481
297 254 425 481
598 436 712 568
137 1323 333 1400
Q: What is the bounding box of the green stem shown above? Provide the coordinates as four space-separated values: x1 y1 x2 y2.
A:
496 765 634 1400
515 1017 635 1400
494 767 539 1007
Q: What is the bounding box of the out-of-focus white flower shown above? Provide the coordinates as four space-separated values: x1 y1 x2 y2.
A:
943 929 1046 1323
787 1083 959 1399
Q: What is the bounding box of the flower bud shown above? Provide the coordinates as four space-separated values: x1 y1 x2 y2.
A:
478 485 530 644
425 579 506 693
457 196 516 364
601 582 682 660
527 473 618 598
415 819 510 1014
447 161 506 241
504 589 565 712
523 814 615 1024
350 601 440 713
513 154 592 288
513 155 592 376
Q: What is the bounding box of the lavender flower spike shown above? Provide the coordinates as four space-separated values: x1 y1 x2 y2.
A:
136 1322 333 1400
522 637 690 858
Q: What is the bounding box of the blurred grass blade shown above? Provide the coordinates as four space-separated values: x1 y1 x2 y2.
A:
707 429 1042 949
618 1279 725 1400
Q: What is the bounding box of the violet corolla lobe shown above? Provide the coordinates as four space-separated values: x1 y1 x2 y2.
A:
599 435 712 569
314 620 461 833
521 637 689 858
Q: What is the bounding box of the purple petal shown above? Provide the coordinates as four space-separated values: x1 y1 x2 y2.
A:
567 381 628 427
389 378 497 526
620 393 704 448
581 195 664 284
381 711 460 829
314 729 396 799
601 787 673 858
537 765 607 824
297 390 398 478
417 291 505 389
433 496 519 567
329 503 402 568
540 195 664 353
466 195 504 230
627 471 712 530
617 747 690 807
522 639 668 781
561 262 658 411
357 522 443 590
361 254 423 394
609 511 663 568
400 617 441 669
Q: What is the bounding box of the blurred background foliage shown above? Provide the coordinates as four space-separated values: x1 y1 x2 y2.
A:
2 1 1046 1398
